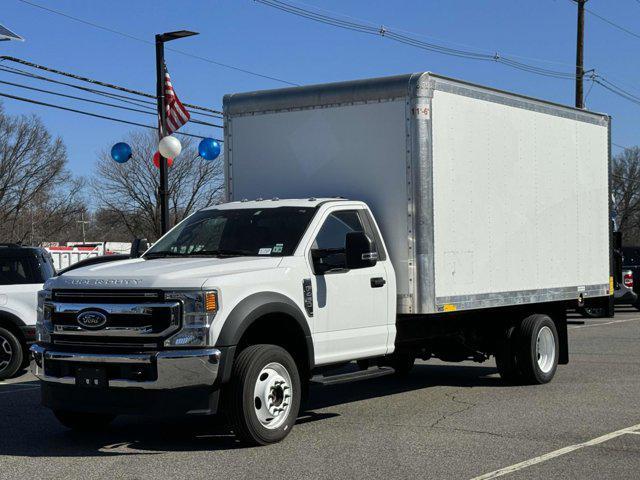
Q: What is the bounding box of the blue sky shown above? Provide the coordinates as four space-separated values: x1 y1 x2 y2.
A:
2 0 639 177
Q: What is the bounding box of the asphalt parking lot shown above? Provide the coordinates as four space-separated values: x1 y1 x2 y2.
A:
1 308 638 480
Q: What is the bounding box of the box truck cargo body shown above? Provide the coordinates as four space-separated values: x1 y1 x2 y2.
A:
224 72 611 315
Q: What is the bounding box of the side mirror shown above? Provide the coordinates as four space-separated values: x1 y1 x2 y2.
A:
130 238 149 258
345 231 378 269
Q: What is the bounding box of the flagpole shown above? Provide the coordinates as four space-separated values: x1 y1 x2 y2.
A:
154 30 199 237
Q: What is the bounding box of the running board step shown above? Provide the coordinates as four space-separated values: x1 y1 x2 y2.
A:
311 367 394 386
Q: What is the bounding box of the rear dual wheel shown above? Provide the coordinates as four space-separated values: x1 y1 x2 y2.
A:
496 314 559 385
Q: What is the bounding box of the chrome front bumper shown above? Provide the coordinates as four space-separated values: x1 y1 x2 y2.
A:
30 344 221 390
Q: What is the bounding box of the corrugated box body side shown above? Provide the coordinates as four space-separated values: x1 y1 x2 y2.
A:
223 75 417 311
425 75 610 312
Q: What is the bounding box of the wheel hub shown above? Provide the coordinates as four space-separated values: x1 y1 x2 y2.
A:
536 326 555 374
0 335 13 371
253 362 292 429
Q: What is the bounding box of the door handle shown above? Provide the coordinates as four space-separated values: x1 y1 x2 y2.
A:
370 277 386 288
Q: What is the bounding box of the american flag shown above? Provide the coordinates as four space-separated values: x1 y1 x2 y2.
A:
163 65 190 134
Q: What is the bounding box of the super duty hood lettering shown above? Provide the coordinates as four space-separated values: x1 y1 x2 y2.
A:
62 278 144 286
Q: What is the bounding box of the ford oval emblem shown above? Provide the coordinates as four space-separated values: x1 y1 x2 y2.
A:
76 310 108 330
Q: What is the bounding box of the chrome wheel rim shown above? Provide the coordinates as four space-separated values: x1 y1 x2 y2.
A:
0 335 13 371
536 326 555 373
253 362 292 430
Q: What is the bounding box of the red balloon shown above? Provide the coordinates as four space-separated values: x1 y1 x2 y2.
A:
153 151 173 168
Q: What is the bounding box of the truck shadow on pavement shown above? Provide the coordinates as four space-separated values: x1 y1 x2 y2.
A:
0 363 500 456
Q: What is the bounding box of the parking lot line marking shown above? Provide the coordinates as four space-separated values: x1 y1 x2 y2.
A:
570 317 640 329
470 423 640 480
0 386 40 395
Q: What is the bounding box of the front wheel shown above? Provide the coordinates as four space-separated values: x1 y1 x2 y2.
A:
53 411 115 431
226 344 301 446
0 327 23 381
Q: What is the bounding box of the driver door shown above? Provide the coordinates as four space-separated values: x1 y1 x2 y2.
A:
309 208 389 364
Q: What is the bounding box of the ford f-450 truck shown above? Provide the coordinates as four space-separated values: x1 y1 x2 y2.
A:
32 73 611 445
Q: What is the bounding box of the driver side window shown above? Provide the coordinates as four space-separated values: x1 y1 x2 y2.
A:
311 210 364 273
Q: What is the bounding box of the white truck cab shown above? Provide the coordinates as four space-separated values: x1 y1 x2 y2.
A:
32 72 611 445
32 198 397 443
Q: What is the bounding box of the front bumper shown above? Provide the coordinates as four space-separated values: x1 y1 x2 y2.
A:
30 344 221 390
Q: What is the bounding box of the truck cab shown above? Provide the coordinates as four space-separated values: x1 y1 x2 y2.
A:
32 198 395 444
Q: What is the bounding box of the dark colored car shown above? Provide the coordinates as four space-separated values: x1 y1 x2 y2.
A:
622 246 640 310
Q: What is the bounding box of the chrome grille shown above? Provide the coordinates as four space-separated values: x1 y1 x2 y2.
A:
48 289 181 348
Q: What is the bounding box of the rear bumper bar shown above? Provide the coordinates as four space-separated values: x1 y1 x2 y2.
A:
30 344 221 390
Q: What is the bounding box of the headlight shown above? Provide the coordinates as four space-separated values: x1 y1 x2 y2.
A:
164 290 219 347
36 289 53 342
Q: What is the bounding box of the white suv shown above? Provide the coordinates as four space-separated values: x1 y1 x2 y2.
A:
0 244 56 379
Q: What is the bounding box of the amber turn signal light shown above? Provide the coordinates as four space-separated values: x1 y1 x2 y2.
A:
204 291 218 312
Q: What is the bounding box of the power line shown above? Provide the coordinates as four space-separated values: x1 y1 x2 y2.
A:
0 64 223 121
15 0 299 87
584 5 640 41
0 56 224 116
256 0 580 80
258 0 640 112
0 91 222 141
592 75 640 108
0 78 221 129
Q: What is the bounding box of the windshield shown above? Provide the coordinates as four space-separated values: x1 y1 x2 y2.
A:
144 207 317 258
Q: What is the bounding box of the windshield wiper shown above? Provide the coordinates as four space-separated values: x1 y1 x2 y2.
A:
187 249 256 257
143 251 187 259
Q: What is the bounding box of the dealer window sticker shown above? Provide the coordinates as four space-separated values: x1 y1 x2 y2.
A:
258 247 272 255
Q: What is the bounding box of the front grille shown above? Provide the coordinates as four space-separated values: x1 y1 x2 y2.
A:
48 289 180 349
52 306 175 333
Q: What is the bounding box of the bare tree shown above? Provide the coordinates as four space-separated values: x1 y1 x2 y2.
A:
613 146 640 245
0 103 84 244
92 131 224 241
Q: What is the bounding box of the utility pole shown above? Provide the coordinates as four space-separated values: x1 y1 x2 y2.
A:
77 212 89 244
575 0 587 109
155 30 198 235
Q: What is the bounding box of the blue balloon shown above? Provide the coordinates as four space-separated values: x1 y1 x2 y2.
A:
111 142 132 163
198 138 221 161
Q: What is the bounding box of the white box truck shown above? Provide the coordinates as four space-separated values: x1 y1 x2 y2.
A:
31 72 611 445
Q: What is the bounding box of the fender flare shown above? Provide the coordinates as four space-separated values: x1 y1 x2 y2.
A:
0 310 26 328
216 292 314 383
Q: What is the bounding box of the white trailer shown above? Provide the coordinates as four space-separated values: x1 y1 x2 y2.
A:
223 72 611 315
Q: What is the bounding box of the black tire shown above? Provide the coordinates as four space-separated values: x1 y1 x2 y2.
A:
516 314 559 385
495 325 521 384
0 326 23 381
53 410 115 431
226 344 301 446
387 352 415 377
578 306 607 318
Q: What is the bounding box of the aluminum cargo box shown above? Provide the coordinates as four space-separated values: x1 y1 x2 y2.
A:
223 73 611 314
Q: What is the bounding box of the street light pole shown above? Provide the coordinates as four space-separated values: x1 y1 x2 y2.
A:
154 30 198 236
574 0 587 109
155 35 170 236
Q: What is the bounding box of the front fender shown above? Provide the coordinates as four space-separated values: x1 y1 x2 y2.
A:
215 291 314 383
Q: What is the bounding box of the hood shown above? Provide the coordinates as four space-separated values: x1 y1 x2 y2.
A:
49 256 283 290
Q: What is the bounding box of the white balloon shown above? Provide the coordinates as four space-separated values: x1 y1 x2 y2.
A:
158 135 182 158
